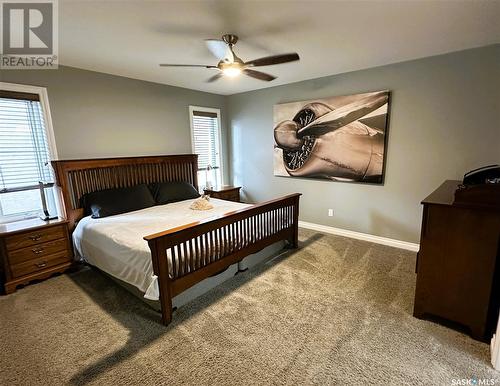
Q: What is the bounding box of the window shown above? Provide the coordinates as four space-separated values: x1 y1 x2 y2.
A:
0 84 58 223
189 106 223 190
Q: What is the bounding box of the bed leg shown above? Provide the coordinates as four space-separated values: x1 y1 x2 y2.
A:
157 270 173 326
161 303 172 325
290 199 300 249
148 239 173 326
158 278 173 325
290 228 299 249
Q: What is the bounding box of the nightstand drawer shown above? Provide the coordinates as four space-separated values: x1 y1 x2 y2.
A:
10 250 70 278
226 193 240 202
8 238 68 265
205 187 241 202
5 225 65 251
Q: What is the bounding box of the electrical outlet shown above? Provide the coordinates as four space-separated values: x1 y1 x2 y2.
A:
328 209 334 217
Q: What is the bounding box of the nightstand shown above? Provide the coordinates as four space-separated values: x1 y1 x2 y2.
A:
204 186 241 202
0 218 73 294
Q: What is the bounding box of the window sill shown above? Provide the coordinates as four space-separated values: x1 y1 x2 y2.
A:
0 213 39 225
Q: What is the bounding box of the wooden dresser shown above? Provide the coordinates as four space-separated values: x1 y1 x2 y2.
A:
0 218 73 294
204 186 241 202
414 180 500 342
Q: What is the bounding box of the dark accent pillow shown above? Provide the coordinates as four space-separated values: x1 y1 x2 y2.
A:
82 184 156 218
149 181 200 205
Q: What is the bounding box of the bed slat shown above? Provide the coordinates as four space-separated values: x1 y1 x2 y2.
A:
52 154 199 230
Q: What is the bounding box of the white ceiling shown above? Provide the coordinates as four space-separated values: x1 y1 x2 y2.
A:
59 0 500 95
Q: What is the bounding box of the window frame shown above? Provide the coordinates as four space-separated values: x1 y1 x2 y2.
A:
188 105 224 187
0 82 58 160
0 82 59 223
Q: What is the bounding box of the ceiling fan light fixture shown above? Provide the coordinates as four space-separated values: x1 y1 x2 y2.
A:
222 67 242 77
159 34 299 83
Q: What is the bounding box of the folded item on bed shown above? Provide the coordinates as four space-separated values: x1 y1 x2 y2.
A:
189 195 214 210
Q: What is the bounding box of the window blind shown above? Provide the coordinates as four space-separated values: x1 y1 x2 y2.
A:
192 110 221 171
0 94 54 193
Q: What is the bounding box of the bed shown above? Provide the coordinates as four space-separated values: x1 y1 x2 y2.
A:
53 154 301 325
73 197 252 302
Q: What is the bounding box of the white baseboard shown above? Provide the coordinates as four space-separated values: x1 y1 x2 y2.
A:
298 221 420 252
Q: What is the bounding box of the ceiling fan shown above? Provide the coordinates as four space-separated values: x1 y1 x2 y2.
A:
159 34 300 82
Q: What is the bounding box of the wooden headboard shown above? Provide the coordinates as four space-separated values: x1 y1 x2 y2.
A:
52 154 198 230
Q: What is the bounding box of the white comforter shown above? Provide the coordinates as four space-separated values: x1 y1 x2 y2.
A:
73 198 250 300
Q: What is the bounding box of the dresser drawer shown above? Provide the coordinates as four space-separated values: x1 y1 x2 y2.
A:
10 250 70 278
8 238 68 265
5 225 66 251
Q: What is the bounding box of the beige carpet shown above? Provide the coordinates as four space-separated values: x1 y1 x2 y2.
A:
0 229 497 385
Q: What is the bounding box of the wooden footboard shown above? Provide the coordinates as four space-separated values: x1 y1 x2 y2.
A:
144 193 301 325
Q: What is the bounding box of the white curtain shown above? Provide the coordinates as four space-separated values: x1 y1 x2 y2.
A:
492 315 500 370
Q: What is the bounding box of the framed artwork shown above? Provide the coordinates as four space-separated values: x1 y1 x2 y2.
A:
273 90 390 183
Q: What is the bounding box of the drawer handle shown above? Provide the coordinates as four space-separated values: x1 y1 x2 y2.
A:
32 247 44 255
29 234 42 241
35 261 47 268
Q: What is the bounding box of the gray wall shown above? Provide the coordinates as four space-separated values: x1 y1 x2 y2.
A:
227 45 500 243
1 46 498 243
0 66 230 181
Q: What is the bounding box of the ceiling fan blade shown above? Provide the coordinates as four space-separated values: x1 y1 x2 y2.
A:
205 39 234 62
243 69 276 81
159 64 216 68
206 73 223 83
245 53 300 67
